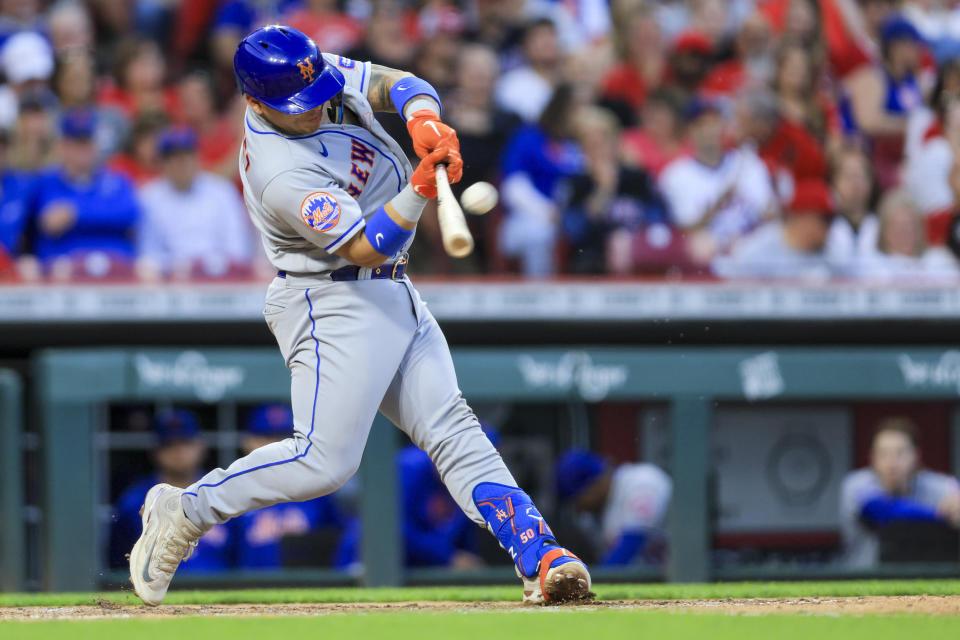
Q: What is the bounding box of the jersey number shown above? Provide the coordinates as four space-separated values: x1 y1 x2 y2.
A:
242 136 251 172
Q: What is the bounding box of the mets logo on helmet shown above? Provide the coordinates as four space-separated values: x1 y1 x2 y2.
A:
299 191 341 232
297 58 316 82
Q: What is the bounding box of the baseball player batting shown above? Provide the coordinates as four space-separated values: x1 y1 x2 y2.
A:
129 25 592 606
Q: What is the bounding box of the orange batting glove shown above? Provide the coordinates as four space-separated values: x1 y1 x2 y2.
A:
407 110 463 177
411 146 463 198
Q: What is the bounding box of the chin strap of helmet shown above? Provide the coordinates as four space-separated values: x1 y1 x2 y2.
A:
327 92 344 124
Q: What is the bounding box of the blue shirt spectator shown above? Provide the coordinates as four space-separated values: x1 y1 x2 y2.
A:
0 128 35 258
0 171 35 256
213 1 302 35
501 125 582 210
230 404 353 569
499 84 584 276
32 109 140 266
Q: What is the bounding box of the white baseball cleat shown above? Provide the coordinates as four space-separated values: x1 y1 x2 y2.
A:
519 548 594 605
128 483 203 606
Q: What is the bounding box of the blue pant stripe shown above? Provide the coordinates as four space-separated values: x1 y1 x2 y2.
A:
183 289 320 498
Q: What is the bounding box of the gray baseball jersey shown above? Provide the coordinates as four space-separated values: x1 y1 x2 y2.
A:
181 54 517 538
239 53 414 275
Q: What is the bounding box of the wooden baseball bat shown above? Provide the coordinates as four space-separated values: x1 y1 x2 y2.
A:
435 165 474 258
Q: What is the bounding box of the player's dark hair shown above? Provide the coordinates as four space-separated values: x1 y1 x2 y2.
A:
872 416 920 449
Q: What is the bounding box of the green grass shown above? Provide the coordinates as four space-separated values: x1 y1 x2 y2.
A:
2 609 959 640
1 579 959 608
3 581 960 639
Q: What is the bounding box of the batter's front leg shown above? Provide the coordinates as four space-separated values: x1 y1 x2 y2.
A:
182 281 417 529
378 295 593 603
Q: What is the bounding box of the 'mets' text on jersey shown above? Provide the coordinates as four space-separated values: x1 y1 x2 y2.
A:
238 53 414 275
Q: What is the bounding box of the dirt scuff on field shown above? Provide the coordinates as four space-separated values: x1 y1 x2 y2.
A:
2 595 960 620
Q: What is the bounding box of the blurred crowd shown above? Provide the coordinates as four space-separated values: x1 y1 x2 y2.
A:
5 0 960 281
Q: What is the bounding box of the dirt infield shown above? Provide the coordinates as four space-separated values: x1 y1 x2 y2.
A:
3 595 960 621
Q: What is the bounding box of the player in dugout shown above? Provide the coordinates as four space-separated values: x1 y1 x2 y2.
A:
111 409 232 572
230 403 353 570
841 417 960 567
129 24 592 606
335 434 491 572
396 426 506 569
555 450 672 565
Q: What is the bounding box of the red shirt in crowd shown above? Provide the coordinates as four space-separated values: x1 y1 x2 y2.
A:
97 81 181 120
0 246 14 279
194 117 240 172
284 9 363 53
622 128 691 177
758 118 828 187
108 154 160 186
914 119 956 245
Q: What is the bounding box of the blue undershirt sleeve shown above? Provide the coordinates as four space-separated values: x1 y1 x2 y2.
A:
860 496 942 528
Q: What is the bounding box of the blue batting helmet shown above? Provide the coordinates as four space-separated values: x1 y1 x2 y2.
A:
153 409 202 447
233 24 344 114
555 450 608 501
245 403 294 438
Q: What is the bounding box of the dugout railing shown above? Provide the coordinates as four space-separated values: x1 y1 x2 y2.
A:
0 368 24 591
17 347 960 591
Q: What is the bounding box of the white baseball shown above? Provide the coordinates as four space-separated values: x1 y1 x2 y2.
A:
459 181 498 215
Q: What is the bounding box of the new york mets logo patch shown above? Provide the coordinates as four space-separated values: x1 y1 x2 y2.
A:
300 191 341 232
